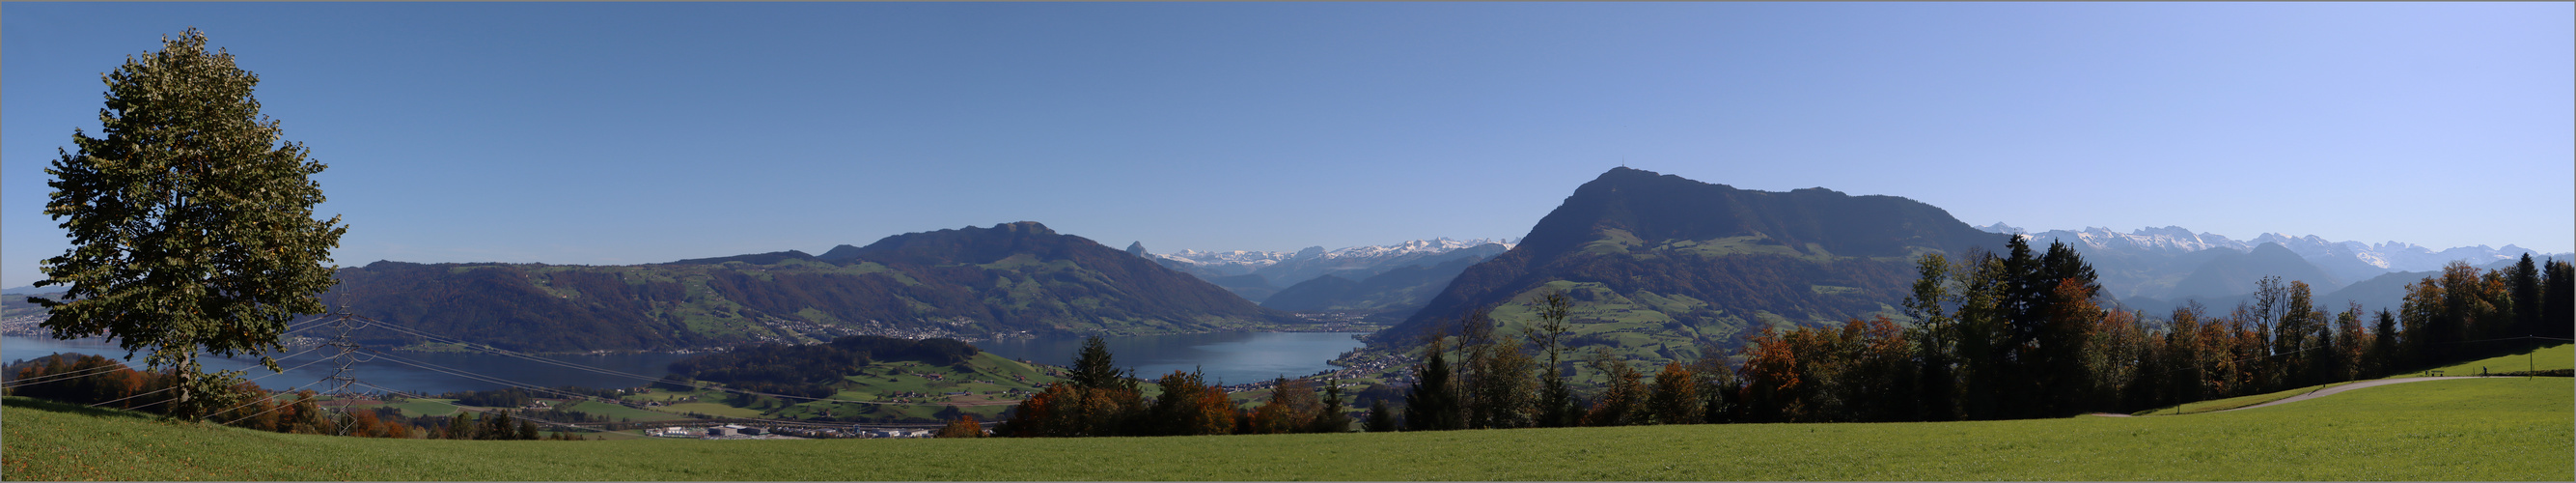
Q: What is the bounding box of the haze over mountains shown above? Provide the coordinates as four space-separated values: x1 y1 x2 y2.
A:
1129 238 1514 303
1980 223 2569 316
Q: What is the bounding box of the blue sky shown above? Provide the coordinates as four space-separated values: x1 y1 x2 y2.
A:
6 2 2570 289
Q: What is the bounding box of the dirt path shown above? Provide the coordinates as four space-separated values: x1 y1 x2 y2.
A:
2209 376 2484 413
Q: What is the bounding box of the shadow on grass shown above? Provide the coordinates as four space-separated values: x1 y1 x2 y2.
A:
2 395 172 421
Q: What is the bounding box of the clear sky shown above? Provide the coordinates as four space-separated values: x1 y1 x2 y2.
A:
5 2 2570 289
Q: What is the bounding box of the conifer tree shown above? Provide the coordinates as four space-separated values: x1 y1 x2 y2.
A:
1364 398 1397 433
1403 337 1462 431
2510 254 2541 338
1308 383 1350 433
2544 260 2573 339
1069 336 1126 390
2368 309 2400 378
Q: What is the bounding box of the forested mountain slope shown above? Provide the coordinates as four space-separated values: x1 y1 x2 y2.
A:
322 222 1303 352
1381 167 2005 363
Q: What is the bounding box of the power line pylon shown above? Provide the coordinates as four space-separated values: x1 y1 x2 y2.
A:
318 306 368 436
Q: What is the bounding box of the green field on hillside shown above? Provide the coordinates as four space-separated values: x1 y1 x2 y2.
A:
2129 344 2574 416
2423 343 2572 376
380 399 461 418
7 377 2565 481
608 351 1058 423
558 401 687 422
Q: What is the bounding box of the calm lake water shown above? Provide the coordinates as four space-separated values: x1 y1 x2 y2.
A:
3 331 1368 394
977 331 1369 385
1 335 691 395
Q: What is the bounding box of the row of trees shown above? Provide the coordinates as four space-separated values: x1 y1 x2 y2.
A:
6 353 596 440
1394 238 2574 429
1394 296 1727 431
983 336 1352 438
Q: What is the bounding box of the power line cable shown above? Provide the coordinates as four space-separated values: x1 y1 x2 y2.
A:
363 351 605 403
185 355 345 420
2 363 134 388
216 378 337 426
48 346 332 412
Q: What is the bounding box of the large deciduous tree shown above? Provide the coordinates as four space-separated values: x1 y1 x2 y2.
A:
32 28 346 418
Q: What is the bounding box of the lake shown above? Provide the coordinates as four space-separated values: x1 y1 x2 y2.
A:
1 335 693 395
976 331 1369 385
2 331 1368 394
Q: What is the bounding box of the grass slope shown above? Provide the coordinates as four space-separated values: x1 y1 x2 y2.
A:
8 377 2567 481
607 352 1060 423
2424 343 2572 377
2133 343 2575 416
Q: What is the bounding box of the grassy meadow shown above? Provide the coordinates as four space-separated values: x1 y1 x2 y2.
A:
2424 342 2573 376
2132 343 2573 416
7 376 2566 481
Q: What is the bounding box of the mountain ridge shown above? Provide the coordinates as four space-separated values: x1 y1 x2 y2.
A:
1381 167 2005 363
317 222 1304 352
1982 223 2569 303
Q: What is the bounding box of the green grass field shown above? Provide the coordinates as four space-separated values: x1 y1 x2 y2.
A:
7 376 2566 481
379 399 461 418
558 401 687 422
2133 381 2366 415
2422 343 2572 377
2129 344 2574 416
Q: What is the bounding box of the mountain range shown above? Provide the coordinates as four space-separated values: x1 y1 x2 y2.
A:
316 222 1303 352
14 169 2561 361
1979 223 2569 316
1131 238 1514 303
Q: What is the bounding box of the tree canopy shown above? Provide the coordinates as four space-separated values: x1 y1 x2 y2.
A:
32 28 346 416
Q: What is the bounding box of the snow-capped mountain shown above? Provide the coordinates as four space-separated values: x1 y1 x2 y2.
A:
1979 224 2547 270
1980 222 2565 304
1979 224 2251 254
1152 238 1515 270
1130 238 1518 300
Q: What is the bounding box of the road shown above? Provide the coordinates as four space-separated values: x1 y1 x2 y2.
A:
2209 376 2483 413
2091 374 2493 415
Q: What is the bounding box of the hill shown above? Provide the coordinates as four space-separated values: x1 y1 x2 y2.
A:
2117 242 2357 316
1384 167 2004 363
1261 254 1494 320
7 377 2565 480
2309 270 2431 314
320 222 1304 353
647 343 1066 423
2163 242 2345 302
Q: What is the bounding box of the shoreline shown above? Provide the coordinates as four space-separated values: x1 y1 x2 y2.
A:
8 327 1387 358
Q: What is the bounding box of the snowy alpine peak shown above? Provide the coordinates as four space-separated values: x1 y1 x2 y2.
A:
1325 237 1515 260
2022 226 2246 254
1155 249 1291 268
1151 237 1518 267
2006 224 2551 272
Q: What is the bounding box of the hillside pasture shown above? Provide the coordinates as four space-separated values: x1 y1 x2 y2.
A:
2421 343 2571 377
6 377 2564 481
